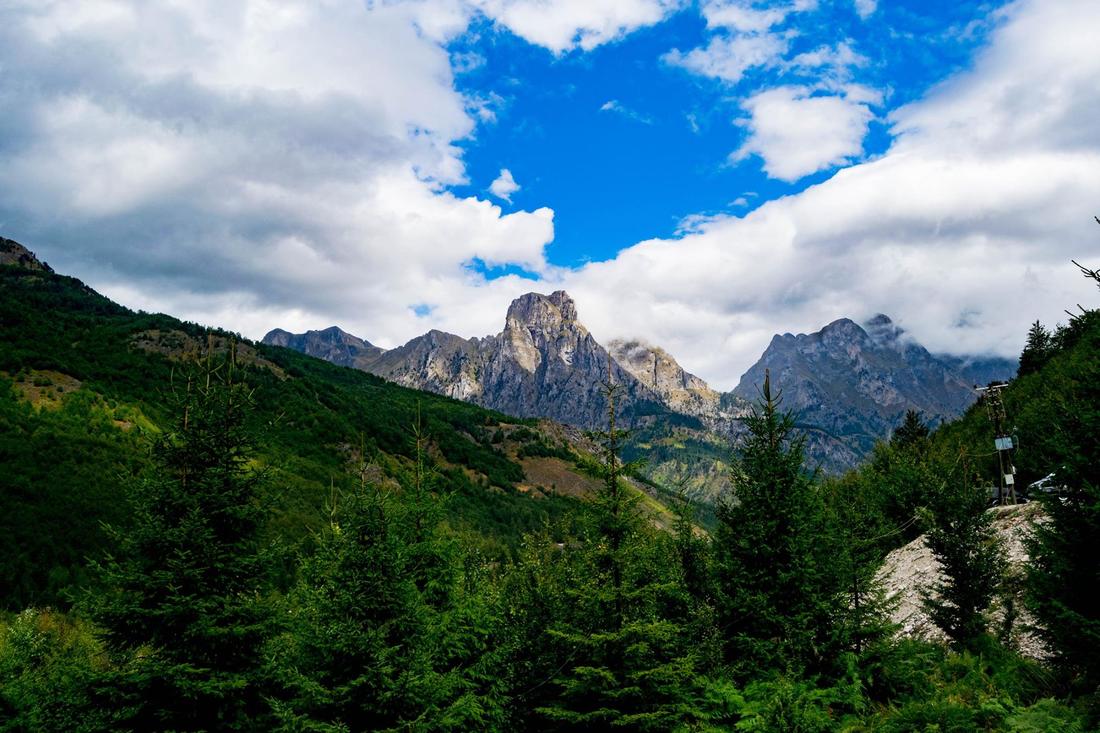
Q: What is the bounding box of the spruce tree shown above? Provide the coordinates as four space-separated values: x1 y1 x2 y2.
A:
1018 320 1053 377
85 349 271 731
269 418 498 731
891 409 930 449
713 371 841 679
525 362 706 731
823 474 896 659
1022 303 1100 685
920 466 1003 648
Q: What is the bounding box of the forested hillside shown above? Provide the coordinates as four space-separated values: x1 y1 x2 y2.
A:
2 251 1099 731
0 260 631 610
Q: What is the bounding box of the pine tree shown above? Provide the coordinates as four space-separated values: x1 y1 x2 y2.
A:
921 465 1003 648
269 416 498 731
1022 303 1100 685
524 360 706 731
713 371 842 679
85 348 272 731
891 409 930 449
1018 320 1053 377
823 474 896 660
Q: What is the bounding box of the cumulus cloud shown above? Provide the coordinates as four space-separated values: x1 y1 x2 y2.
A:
663 32 789 84
489 169 521 201
563 0 1100 388
733 86 876 181
853 0 877 19
3 0 1099 400
0 0 559 347
471 0 684 53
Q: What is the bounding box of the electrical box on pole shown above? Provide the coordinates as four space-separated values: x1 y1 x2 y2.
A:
976 382 1017 505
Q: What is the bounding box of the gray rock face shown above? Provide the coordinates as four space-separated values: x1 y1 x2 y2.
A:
608 339 723 421
266 291 668 429
729 314 1000 471
262 326 384 371
0 238 52 272
266 303 1013 474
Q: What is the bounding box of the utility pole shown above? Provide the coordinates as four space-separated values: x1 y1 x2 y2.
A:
976 382 1017 504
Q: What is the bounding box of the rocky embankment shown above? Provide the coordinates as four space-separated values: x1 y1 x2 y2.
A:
876 502 1046 659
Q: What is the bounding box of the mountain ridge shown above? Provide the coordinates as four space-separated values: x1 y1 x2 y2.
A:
265 301 1016 473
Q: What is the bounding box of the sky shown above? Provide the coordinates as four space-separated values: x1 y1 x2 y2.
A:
1 0 1098 389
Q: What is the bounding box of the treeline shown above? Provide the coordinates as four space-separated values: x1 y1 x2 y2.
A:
2 267 1099 731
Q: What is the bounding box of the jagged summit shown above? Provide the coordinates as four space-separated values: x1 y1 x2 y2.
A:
0 238 52 273
864 313 906 344
505 291 583 334
732 313 1017 470
607 338 723 420
261 325 383 370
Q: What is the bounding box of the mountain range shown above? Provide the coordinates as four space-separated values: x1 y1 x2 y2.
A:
265 293 1017 472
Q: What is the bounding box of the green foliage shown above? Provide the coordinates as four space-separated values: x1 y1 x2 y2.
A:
3 251 1100 730
891 409 931 449
268 447 500 731
921 466 1004 649
821 474 897 660
713 372 843 678
501 380 714 731
0 266 581 609
82 357 273 731
733 675 861 733
0 610 112 732
0 379 142 609
1018 321 1054 377
1019 306 1100 686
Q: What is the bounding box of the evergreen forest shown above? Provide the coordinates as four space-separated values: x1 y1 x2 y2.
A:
2 256 1099 732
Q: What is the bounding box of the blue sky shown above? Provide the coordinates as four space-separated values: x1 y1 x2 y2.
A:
450 0 1005 269
1 0 1098 387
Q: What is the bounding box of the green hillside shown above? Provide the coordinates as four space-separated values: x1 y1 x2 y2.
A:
2 249 1098 731
0 262 606 609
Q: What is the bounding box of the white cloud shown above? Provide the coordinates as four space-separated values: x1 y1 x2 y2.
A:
788 40 868 80
600 99 653 124
663 32 789 83
489 168 521 201
471 0 684 53
0 0 559 348
733 86 875 180
700 0 817 31
3 0 1099 403
560 0 1100 388
853 0 877 19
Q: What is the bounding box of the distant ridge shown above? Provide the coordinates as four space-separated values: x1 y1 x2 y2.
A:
266 304 1016 472
262 326 384 371
731 314 1017 467
266 291 674 429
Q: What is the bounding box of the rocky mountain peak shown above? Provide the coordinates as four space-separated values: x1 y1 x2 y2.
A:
608 338 723 420
816 317 868 350
505 291 583 334
0 238 52 272
261 325 383 370
864 313 906 345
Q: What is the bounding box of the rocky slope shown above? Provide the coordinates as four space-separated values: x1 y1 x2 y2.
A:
730 314 1016 470
262 326 384 371
0 238 52 272
876 503 1045 659
267 303 1015 476
607 338 728 421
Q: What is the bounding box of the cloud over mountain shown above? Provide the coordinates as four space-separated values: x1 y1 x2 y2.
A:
1 0 1097 393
